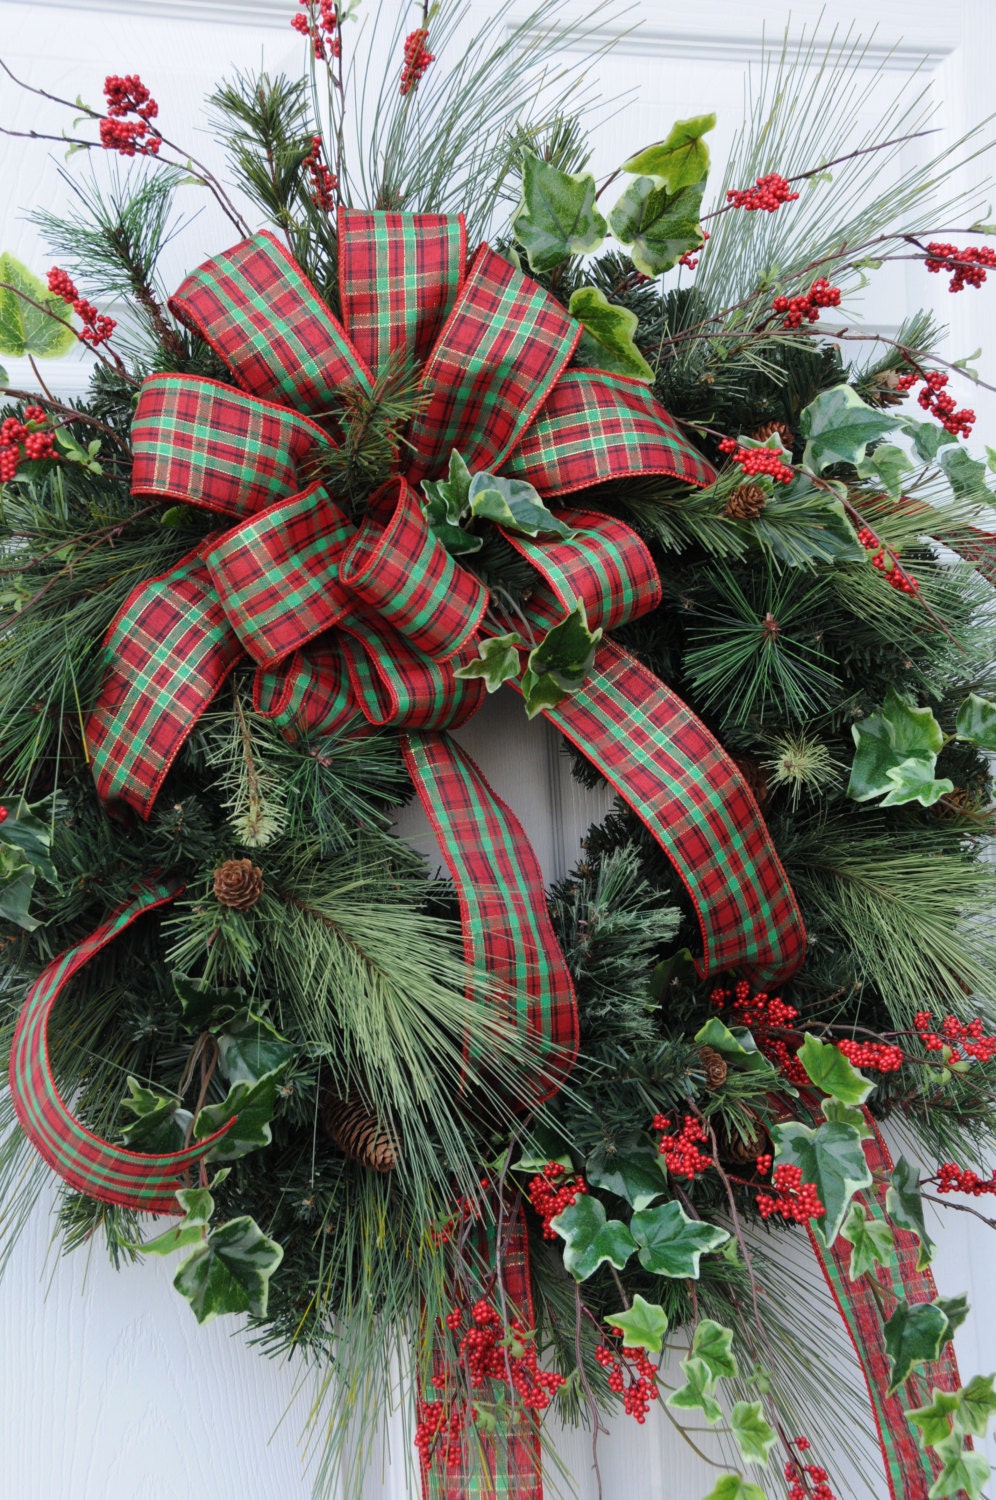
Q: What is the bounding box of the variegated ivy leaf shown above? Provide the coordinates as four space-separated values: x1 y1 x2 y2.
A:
0 796 58 885
884 1298 955 1394
847 687 948 807
797 1033 873 1106
549 1193 636 1281
886 1155 935 1270
568 286 654 381
693 1016 776 1078
730 1401 778 1466
194 1064 290 1162
585 1135 667 1210
955 692 996 751
856 441 911 498
690 1318 739 1382
908 1387 963 1447
527 598 602 691
800 384 897 473
702 1480 767 1500
821 1097 872 1137
0 251 77 358
840 1201 895 1279
899 416 959 463
173 1213 284 1325
216 1011 296 1085
119 1076 188 1152
421 450 483 555
630 1200 730 1278
770 1118 872 1245
608 175 706 277
927 1435 991 1500
136 1187 216 1258
173 973 245 1032
512 153 608 274
0 842 40 931
455 632 524 693
604 1293 669 1353
940 444 989 502
667 1356 723 1423
622 114 717 193
520 666 567 720
467 471 572 539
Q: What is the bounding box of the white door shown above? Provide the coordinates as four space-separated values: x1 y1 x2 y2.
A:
1 0 995 1494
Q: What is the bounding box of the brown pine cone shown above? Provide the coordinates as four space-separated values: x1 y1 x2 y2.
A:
322 1090 400 1172
724 483 767 520
716 1109 771 1166
212 858 264 910
697 1045 728 1090
752 419 794 446
862 370 908 408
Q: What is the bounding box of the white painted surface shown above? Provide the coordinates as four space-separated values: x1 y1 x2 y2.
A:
2 0 996 1495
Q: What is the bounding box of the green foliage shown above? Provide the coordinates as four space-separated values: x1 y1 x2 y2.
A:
603 1292 669 1352
630 1201 730 1278
927 1436 990 1500
455 633 523 692
730 1400 778 1465
174 1215 284 1324
886 1157 935 1269
585 1137 666 1210
549 1194 636 1281
608 176 707 277
467 471 572 538
701 1481 767 1500
119 1077 186 1151
839 1202 895 1279
770 1119 872 1244
569 286 654 380
884 1298 956 1394
954 692 996 751
0 251 76 358
668 1355 724 1422
512 153 607 272
797 1033 872 1105
847 687 952 807
800 384 896 473
621 114 716 192
521 599 603 717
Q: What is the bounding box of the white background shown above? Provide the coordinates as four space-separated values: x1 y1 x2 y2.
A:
2 0 996 1495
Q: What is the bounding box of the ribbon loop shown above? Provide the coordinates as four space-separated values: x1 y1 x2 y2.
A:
506 507 662 634
341 478 489 661
338 616 484 730
254 646 360 741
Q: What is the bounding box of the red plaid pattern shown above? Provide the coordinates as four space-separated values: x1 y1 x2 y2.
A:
337 614 484 730
169 230 372 411
9 882 233 1212
504 508 661 633
532 638 806 983
338 209 467 375
341 479 488 660
406 245 580 483
131 375 333 519
253 646 358 742
503 369 715 493
206 484 354 666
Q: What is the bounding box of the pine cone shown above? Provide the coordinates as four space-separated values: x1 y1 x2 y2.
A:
212 858 264 910
716 1109 771 1166
697 1045 728 1089
322 1090 400 1172
725 483 767 520
863 370 908 408
752 419 794 447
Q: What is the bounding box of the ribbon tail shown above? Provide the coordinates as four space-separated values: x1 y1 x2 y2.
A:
9 881 234 1214
534 639 806 984
808 1114 963 1499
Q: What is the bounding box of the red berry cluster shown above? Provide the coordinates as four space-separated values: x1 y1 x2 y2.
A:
914 1010 996 1064
100 74 160 156
835 1038 905 1072
896 369 975 438
855 526 919 596
710 982 809 1086
302 135 337 210
595 1339 660 1423
678 229 710 271
717 436 795 484
772 277 841 328
415 1401 466 1473
727 173 800 212
291 0 341 60
653 1114 713 1179
936 1162 996 1197
785 1437 837 1500
924 241 996 293
0 407 56 483
47 268 116 349
527 1161 587 1237
400 29 435 95
756 1162 825 1224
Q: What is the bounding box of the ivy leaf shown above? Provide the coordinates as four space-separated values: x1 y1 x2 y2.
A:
0 797 57 885
549 1194 636 1281
797 1033 873 1105
840 1201 896 1279
690 1318 739 1381
886 1156 935 1269
770 1119 872 1244
800 384 897 473
194 1067 287 1162
954 1374 996 1438
630 1200 730 1278
0 843 40 931
927 1433 991 1500
520 666 567 720
585 1136 667 1210
856 442 912 498
0 251 77 358
955 693 996 751
884 1299 952 1394
119 1077 187 1152
899 417 960 463
608 176 706 277
701 1480 767 1500
173 973 245 1032
847 687 945 804
135 1187 215 1258
604 1293 669 1353
622 114 716 192
216 1012 296 1085
421 450 482 555
908 1387 962 1446
0 364 7 389
511 1124 572 1173
455 633 524 693
468 471 572 539
693 1017 777 1078
173 1214 284 1325
821 1097 873 1136
569 286 654 381
881 758 953 809
512 153 608 273
527 599 602 692
667 1356 723 1423
940 445 989 502
935 1293 970 1337
730 1401 778 1465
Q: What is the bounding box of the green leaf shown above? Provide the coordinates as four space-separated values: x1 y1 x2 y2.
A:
940 445 989 501
119 1077 187 1152
847 687 945 804
800 384 897 473
701 1480 767 1500
935 1293 970 1336
900 417 960 463
468 471 572 539
455 632 523 693
690 1318 739 1381
630 1200 730 1278
884 1299 951 1394
927 1436 990 1500
608 175 706 277
0 797 57 884
585 1136 667 1210
0 843 40 931
216 1013 295 1085
526 599 602 692
510 1124 572 1173
622 114 716 192
512 153 608 274
886 1157 934 1270
797 1033 873 1105
821 1097 872 1136
881 758 953 809
569 286 654 381
667 1356 723 1423
422 449 472 524
909 1387 962 1446
954 1374 996 1438
955 693 996 751
693 1017 776 1078
173 1214 283 1324
770 1119 872 1244
549 1194 636 1281
604 1293 669 1353
173 973 245 1032
135 1187 214 1257
0 364 7 390
856 442 912 498
730 1401 778 1465
194 1067 287 1162
520 666 566 719
0 252 77 357
840 1202 895 1279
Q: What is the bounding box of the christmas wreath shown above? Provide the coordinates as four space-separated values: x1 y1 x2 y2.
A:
3 9 996 1499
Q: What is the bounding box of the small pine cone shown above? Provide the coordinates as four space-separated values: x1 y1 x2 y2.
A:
863 370 908 408
213 858 263 910
752 419 794 447
725 482 767 520
717 1109 771 1166
322 1090 399 1172
697 1045 728 1089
